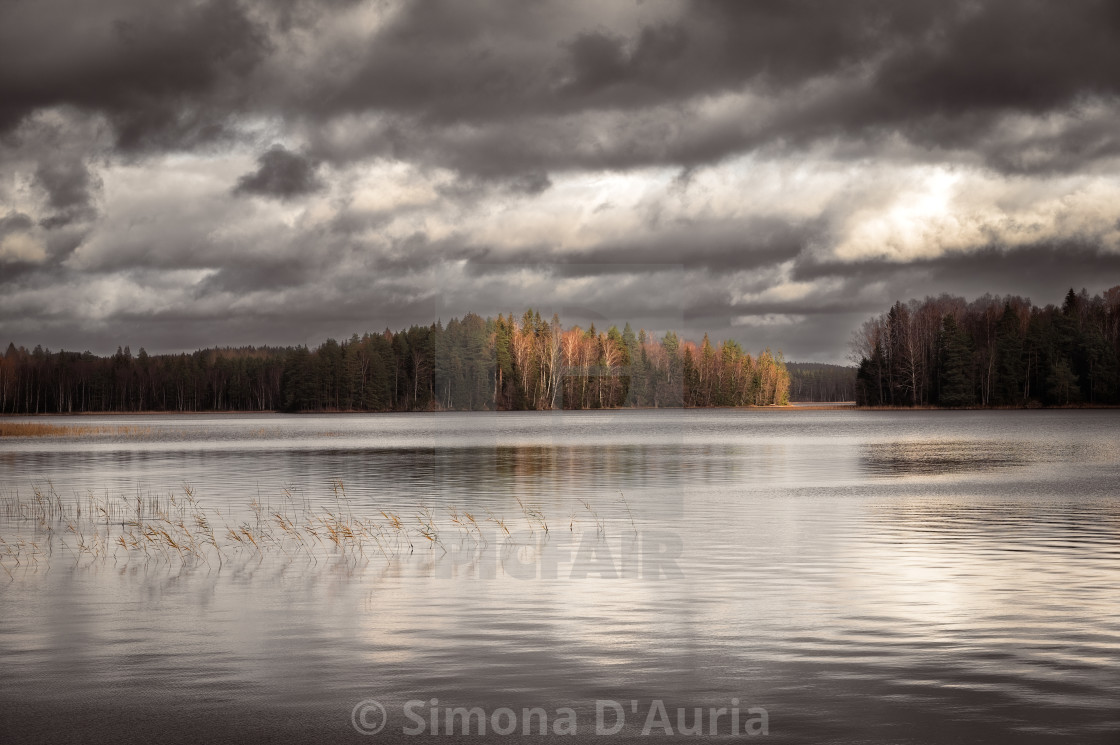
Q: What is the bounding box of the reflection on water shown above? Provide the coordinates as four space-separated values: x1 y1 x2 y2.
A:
862 440 1030 475
1 410 1119 744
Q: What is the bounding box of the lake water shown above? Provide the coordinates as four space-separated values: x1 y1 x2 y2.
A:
1 410 1118 744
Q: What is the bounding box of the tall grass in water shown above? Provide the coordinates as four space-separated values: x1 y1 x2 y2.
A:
0 481 627 576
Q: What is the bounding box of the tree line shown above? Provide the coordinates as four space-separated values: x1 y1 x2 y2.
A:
785 363 857 402
0 310 790 414
852 286 1120 407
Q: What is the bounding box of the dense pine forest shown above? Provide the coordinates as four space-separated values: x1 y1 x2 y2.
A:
853 286 1120 407
786 363 857 402
0 311 791 414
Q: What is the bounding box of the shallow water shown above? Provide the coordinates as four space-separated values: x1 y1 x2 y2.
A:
1 410 1118 743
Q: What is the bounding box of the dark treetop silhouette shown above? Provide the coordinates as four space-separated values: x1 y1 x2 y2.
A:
853 286 1120 407
0 310 790 414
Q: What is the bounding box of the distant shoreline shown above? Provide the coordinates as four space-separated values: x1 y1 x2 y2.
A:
2 404 851 417
7 402 1120 418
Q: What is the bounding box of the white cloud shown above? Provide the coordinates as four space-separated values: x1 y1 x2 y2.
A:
0 230 47 262
732 313 806 327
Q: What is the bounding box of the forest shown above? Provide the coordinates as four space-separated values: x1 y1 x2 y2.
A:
0 311 790 414
853 286 1120 407
786 363 857 402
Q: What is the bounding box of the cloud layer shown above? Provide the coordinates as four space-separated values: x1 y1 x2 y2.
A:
2 0 1119 361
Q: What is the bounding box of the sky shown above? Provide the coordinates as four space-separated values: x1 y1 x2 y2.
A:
2 0 1120 363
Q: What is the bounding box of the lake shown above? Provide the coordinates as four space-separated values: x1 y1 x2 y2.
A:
1 410 1118 743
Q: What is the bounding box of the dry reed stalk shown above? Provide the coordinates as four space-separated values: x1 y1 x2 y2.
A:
0 484 624 573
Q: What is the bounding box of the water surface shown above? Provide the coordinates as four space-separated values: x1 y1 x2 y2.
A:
1 410 1118 743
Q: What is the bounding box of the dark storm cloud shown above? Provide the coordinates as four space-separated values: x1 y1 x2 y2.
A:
196 255 317 294
370 216 815 281
234 145 323 199
5 0 1104 179
0 211 87 284
35 156 101 227
5 0 1120 172
793 242 1120 304
0 211 34 237
508 171 552 196
495 217 815 276
311 0 894 121
3 0 1120 361
35 157 96 212
692 0 1120 162
0 0 267 148
290 0 1120 177
877 1 1120 115
432 171 554 203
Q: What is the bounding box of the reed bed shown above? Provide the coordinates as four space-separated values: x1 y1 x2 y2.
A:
0 421 151 438
0 481 624 576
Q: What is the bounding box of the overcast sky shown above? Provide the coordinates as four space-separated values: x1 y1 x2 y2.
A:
3 0 1120 363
